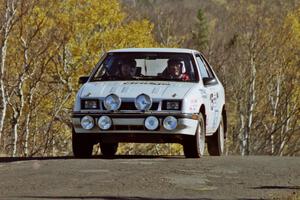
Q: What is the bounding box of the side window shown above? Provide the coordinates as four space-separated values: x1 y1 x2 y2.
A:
200 55 215 78
195 55 209 78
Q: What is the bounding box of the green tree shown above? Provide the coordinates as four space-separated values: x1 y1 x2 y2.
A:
192 9 209 50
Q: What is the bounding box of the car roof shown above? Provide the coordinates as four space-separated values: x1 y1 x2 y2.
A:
108 48 199 54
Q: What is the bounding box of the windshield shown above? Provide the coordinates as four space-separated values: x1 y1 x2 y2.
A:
91 52 198 82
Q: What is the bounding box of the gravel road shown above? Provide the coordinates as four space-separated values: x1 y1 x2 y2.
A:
0 156 299 200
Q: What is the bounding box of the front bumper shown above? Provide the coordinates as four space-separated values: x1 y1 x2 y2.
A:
72 111 199 136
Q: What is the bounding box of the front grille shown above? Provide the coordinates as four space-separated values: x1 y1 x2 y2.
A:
119 102 136 110
101 101 159 111
119 102 159 111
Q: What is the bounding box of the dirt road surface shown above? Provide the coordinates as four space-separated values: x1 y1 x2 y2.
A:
0 156 299 200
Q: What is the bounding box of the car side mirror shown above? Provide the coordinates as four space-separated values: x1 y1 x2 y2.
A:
203 77 217 86
78 76 89 84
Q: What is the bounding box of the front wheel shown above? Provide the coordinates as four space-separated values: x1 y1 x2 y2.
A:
206 118 225 156
72 129 94 158
183 113 206 158
100 142 118 157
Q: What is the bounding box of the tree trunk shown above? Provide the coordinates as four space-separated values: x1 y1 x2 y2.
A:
244 56 256 155
0 1 17 143
0 37 9 143
240 113 246 156
270 75 281 155
24 88 35 156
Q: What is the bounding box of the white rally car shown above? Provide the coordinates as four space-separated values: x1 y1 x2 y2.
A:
72 48 227 158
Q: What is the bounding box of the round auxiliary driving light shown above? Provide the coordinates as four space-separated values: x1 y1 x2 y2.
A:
135 94 152 111
163 116 177 130
98 116 112 130
104 94 121 111
81 115 95 130
144 116 159 130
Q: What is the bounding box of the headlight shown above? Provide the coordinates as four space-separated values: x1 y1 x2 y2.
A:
81 115 95 130
162 100 181 110
163 116 177 130
81 99 99 109
135 94 152 111
104 94 121 111
144 116 159 130
98 116 112 130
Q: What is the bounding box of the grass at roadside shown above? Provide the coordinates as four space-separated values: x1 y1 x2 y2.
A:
273 192 300 200
289 192 300 200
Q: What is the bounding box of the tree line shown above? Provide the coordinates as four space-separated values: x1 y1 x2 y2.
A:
0 0 299 157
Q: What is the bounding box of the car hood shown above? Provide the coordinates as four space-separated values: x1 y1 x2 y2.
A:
80 81 195 100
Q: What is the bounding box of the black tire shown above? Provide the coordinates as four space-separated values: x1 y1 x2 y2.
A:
207 118 225 156
72 129 94 158
100 142 118 157
183 113 206 158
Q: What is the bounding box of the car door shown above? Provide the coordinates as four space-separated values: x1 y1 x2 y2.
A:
195 54 221 134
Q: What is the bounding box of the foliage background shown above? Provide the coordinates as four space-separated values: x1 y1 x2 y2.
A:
0 0 299 157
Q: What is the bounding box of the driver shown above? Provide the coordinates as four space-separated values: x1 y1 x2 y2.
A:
165 58 190 81
119 59 137 79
